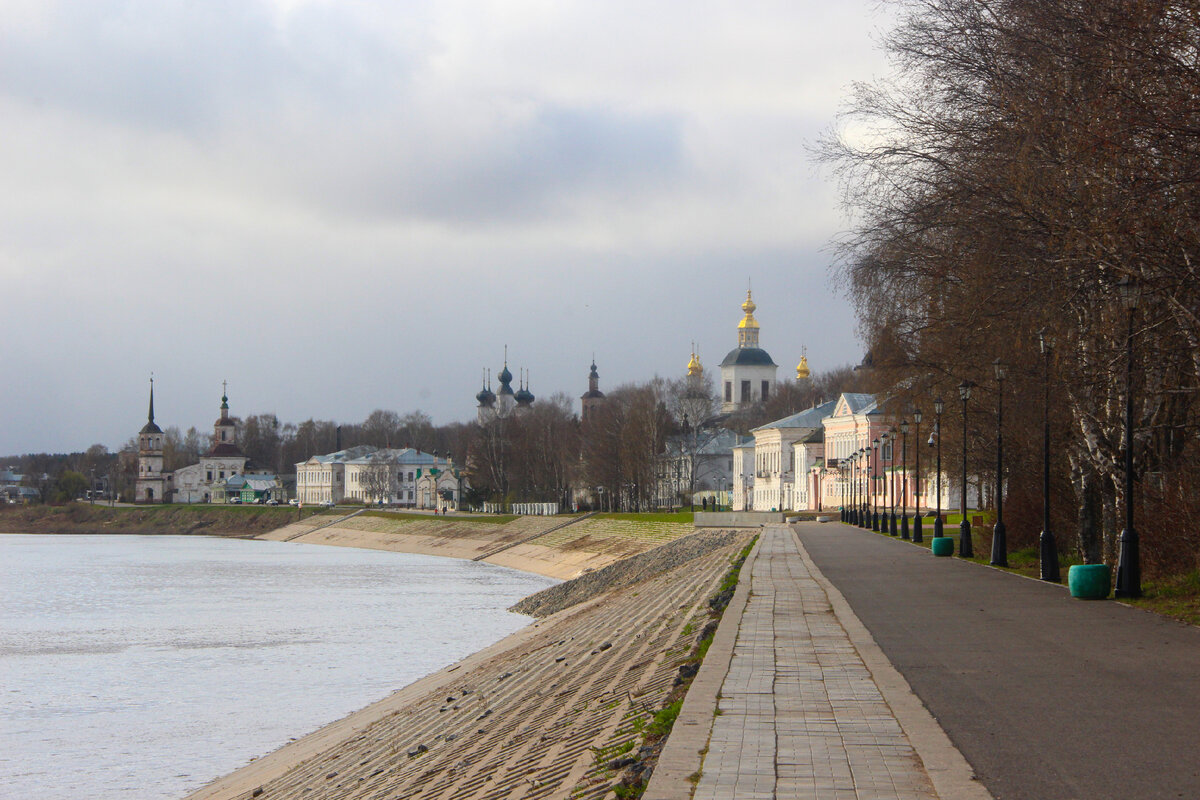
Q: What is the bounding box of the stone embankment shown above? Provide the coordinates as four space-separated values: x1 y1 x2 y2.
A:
511 528 745 617
187 528 754 800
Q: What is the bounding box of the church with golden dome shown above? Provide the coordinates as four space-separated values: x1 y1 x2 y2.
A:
719 289 779 412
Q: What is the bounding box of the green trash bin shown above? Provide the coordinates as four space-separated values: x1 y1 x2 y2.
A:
930 537 954 557
1068 564 1110 599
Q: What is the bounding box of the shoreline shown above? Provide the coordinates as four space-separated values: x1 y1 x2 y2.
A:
184 516 745 800
257 521 623 580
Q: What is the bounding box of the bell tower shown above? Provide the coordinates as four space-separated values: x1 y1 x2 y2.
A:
213 381 237 446
135 377 167 503
581 358 606 423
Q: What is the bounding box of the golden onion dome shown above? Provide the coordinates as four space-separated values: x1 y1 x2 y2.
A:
738 289 759 329
687 350 703 377
796 353 811 380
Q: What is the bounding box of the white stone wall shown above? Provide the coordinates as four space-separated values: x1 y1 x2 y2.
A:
719 363 777 413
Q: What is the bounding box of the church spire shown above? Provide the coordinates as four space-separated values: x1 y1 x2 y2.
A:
139 374 163 435
737 289 760 348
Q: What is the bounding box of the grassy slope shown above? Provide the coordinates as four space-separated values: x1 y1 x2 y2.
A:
0 503 310 535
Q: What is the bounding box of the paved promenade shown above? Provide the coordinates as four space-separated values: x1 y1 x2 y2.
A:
796 521 1200 800
648 525 986 800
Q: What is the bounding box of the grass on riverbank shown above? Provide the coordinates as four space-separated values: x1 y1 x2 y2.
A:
848 517 1200 627
595 511 694 523
604 535 757 799
0 502 302 535
359 510 520 524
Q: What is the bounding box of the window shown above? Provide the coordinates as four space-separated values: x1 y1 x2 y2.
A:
219 471 225 479
724 382 732 402
762 381 769 402
206 471 212 481
741 381 751 403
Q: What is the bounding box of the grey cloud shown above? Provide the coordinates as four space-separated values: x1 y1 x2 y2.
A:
281 103 686 224
0 0 422 135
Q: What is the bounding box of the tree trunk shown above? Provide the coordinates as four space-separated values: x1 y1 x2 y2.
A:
1076 463 1103 564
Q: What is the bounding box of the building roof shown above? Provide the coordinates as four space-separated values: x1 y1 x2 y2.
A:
302 445 377 465
753 399 838 432
843 392 877 412
206 442 245 458
719 347 777 367
664 427 743 457
343 447 447 466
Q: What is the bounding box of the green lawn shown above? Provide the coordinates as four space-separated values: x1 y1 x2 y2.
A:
594 511 695 523
1126 572 1200 626
358 510 519 524
845 517 1200 628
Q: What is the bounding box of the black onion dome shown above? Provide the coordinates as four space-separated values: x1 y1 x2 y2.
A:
720 347 777 367
515 386 534 405
140 420 163 434
476 386 496 406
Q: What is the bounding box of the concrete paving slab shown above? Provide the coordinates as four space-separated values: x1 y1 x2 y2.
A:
652 525 951 800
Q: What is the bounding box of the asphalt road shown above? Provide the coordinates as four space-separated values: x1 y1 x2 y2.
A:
794 521 1200 800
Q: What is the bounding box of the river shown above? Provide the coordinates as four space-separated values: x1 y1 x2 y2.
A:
0 534 555 799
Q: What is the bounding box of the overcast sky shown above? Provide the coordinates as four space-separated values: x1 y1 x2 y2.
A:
0 0 894 455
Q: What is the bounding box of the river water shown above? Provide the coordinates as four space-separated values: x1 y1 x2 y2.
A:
0 534 556 799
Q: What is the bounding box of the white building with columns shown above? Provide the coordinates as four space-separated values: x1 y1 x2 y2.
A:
298 446 465 507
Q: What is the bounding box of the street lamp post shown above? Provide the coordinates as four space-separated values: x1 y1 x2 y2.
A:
881 431 894 536
888 427 898 535
872 438 881 531
857 450 864 527
1115 276 1142 598
840 459 846 522
900 419 910 540
849 451 858 525
847 452 855 524
934 397 944 538
845 456 852 523
991 359 1008 567
859 449 869 528
958 381 974 558
864 448 873 527
913 409 923 543
1037 330 1060 581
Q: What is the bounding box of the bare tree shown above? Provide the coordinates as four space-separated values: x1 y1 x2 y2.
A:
822 0 1200 573
361 452 396 505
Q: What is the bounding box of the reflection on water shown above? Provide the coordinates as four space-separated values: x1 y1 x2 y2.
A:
0 534 555 799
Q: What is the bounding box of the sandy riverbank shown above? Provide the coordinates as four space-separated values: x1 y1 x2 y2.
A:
186 516 750 800
259 512 700 580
